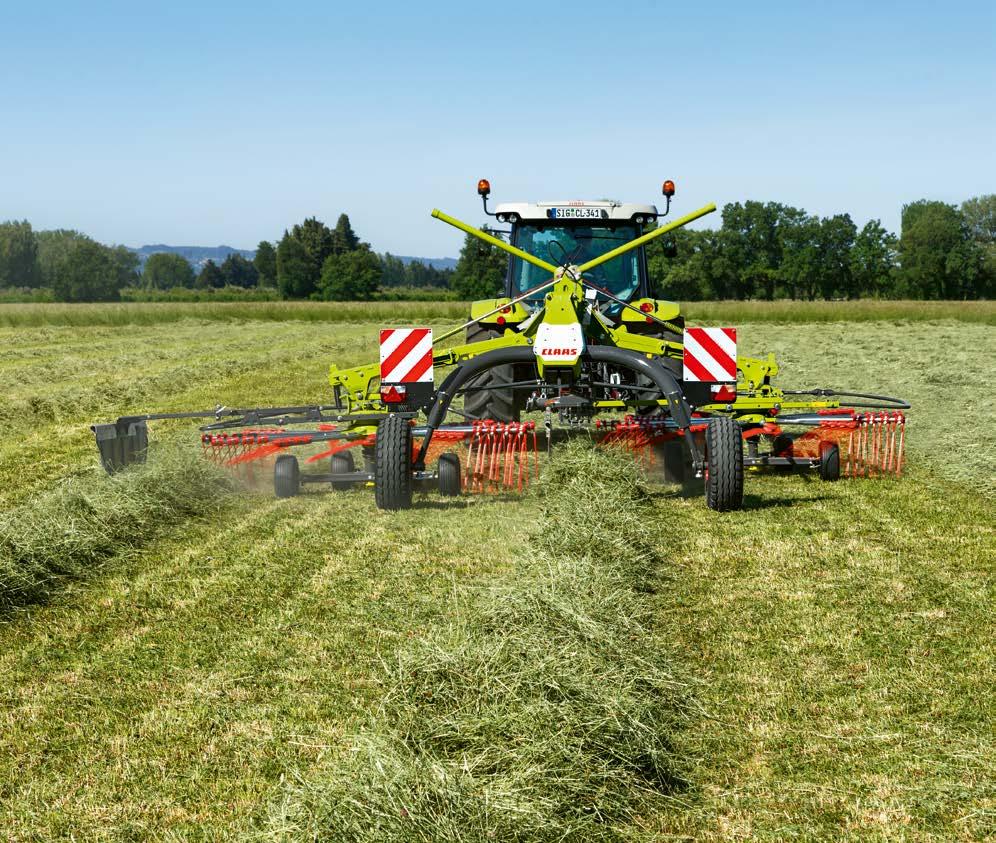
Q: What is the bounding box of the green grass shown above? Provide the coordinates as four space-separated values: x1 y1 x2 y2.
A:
0 298 991 328
0 303 992 839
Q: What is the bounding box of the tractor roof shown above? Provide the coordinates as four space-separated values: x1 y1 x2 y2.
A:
493 200 659 223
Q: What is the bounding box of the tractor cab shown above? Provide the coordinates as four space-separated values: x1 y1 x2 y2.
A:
492 200 660 308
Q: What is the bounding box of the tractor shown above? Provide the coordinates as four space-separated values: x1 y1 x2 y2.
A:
92 180 910 512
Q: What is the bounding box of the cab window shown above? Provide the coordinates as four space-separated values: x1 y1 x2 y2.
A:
510 224 641 302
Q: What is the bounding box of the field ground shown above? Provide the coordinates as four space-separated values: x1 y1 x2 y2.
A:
0 303 992 839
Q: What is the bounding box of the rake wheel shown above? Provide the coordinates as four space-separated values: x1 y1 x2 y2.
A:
274 454 300 498
705 417 744 512
331 450 356 489
438 452 462 496
818 441 841 482
375 413 413 510
463 325 519 422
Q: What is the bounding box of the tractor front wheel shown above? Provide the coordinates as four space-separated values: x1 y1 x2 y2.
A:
705 417 744 512
375 413 413 510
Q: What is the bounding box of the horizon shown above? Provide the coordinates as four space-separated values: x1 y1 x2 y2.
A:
2 1 994 256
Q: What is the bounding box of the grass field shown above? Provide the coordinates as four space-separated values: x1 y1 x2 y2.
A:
0 303 992 840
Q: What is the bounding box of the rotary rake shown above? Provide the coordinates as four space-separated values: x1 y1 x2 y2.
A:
92 180 910 511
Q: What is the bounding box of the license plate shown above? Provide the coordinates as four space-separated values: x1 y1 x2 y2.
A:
547 207 606 220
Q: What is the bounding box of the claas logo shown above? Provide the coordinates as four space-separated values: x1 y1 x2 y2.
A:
540 347 579 356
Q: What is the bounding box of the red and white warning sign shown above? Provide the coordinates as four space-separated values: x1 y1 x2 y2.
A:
380 328 434 383
683 327 737 382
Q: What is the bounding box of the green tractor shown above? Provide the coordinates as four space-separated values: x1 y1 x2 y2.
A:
462 179 685 422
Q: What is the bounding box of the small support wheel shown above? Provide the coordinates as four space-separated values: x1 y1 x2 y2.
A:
438 452 462 496
331 449 356 489
375 413 413 510
274 454 300 498
818 442 841 482
705 417 744 512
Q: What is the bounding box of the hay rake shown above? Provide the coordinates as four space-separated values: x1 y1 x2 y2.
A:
93 180 910 511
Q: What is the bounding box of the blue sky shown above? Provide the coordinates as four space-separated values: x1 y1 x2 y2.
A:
1 1 993 256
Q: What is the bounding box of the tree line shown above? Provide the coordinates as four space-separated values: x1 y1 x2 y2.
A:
643 196 994 301
452 194 994 301
0 212 453 302
1 195 992 302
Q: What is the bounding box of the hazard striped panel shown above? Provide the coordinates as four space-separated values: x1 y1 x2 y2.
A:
683 327 737 382
380 328 434 383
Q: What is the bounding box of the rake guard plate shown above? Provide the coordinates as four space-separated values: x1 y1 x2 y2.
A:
92 420 149 474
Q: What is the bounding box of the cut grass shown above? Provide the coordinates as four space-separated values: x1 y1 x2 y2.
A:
268 446 691 841
0 449 233 613
643 467 995 840
0 307 991 839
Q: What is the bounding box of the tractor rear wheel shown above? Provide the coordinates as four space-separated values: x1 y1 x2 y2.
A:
331 449 356 489
438 452 462 496
463 324 519 422
274 454 300 498
818 442 841 481
375 413 413 510
705 417 744 511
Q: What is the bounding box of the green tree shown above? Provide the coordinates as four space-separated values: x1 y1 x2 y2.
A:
52 240 129 302
143 252 195 289
816 214 857 299
318 245 382 300
253 241 277 287
0 220 40 287
777 214 822 299
381 252 407 286
722 202 805 300
960 194 996 244
331 213 360 255
196 259 224 289
898 200 985 299
850 220 897 297
451 228 506 299
35 230 92 288
292 217 335 277
219 253 259 288
276 234 314 298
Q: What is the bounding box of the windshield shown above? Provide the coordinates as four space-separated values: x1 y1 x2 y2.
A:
511 224 641 302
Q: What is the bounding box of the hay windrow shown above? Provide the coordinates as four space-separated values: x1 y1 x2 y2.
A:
0 449 234 612
268 444 690 841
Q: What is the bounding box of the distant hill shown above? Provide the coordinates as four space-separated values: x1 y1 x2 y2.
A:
131 245 457 273
392 255 458 271
131 245 255 272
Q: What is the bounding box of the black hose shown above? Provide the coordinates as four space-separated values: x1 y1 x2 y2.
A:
781 389 911 410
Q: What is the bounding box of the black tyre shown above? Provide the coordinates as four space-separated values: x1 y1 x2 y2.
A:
705 417 744 512
818 442 841 482
375 413 413 510
331 449 355 489
463 324 519 422
437 452 462 496
274 454 300 498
